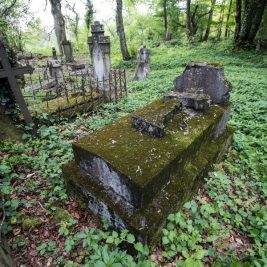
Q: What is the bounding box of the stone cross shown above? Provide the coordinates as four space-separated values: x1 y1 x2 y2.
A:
0 40 35 131
88 21 111 83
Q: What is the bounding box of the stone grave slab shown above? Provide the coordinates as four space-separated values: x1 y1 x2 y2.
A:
63 62 233 245
71 102 229 210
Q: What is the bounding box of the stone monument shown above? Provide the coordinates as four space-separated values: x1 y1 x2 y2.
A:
133 46 150 81
63 62 233 244
52 47 57 59
88 21 111 82
48 47 63 79
61 40 74 63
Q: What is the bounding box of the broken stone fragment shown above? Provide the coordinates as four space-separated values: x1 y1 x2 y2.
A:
164 91 210 111
173 61 231 104
131 99 182 137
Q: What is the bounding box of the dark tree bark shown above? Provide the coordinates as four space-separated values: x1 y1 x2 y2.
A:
203 0 216 41
190 5 199 36
116 0 131 60
235 0 267 47
49 0 67 54
163 0 170 40
224 0 233 38
186 0 191 40
85 0 94 32
248 0 267 43
234 0 242 41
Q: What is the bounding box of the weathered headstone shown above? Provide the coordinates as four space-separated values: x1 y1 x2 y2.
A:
48 58 63 79
61 40 74 62
88 21 111 82
63 62 233 244
52 47 57 59
133 46 150 81
171 61 231 104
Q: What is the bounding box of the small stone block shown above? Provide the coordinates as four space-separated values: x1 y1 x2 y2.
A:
164 92 210 111
131 99 182 137
131 116 165 137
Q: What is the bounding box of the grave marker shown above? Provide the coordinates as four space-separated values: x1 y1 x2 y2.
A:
63 62 234 244
0 39 36 132
133 46 150 81
88 21 111 84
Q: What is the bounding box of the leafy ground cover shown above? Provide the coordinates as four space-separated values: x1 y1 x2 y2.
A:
0 42 266 266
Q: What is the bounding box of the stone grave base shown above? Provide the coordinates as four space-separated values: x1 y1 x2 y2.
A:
62 99 233 245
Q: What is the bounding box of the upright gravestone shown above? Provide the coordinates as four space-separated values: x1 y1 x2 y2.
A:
52 47 57 59
63 62 233 244
133 46 150 81
61 40 74 63
88 21 111 82
48 47 63 79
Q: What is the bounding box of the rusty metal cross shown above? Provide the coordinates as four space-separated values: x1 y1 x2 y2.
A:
0 40 36 132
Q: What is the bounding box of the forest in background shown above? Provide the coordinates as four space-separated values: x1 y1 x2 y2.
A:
0 1 267 267
1 0 267 58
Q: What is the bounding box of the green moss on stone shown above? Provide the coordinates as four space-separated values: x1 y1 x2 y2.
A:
22 217 42 230
132 99 181 126
63 127 234 245
52 207 74 223
0 115 22 143
73 99 228 207
31 91 99 114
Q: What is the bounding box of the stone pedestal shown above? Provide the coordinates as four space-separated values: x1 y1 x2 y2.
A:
63 63 233 244
61 40 74 63
48 59 63 79
133 47 150 81
88 21 111 84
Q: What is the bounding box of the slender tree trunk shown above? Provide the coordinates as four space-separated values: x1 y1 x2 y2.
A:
248 0 267 43
49 0 67 55
163 0 169 40
234 0 242 41
238 0 254 43
224 0 233 38
203 0 216 41
217 0 226 40
186 0 191 40
116 0 131 60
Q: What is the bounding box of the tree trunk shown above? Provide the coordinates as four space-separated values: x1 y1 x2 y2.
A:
203 0 216 41
224 0 233 38
247 0 267 43
116 0 131 60
163 0 169 40
186 0 191 40
234 0 242 41
238 0 254 43
49 0 67 55
217 0 226 40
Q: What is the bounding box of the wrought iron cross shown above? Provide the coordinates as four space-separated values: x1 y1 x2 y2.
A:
0 40 36 132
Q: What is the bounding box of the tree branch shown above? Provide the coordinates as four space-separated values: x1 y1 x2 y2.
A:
1 0 17 17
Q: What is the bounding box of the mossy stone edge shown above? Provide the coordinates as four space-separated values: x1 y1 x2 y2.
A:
63 127 234 245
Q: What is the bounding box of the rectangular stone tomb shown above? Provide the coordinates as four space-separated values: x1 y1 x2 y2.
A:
63 98 233 244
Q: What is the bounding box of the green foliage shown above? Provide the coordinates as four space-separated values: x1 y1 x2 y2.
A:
1 42 266 266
